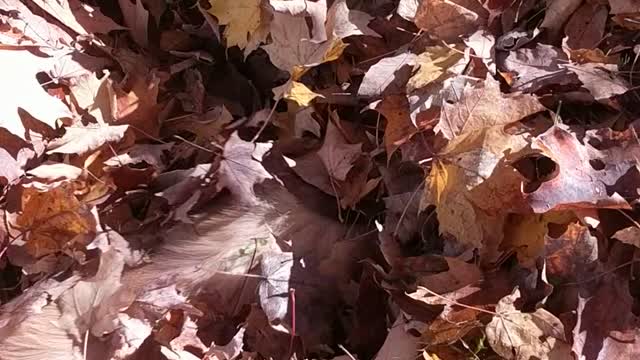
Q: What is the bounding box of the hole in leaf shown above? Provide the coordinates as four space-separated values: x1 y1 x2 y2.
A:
589 159 605 171
512 155 558 193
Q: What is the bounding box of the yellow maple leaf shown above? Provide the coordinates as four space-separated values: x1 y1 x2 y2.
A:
16 184 96 257
504 211 576 266
209 0 263 49
275 81 323 107
407 45 464 92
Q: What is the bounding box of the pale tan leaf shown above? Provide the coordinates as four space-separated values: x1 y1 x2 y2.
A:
270 0 328 42
436 76 546 140
486 288 570 360
415 0 487 42
47 124 130 155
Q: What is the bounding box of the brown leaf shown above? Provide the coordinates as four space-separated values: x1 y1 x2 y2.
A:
376 95 417 156
416 257 482 294
415 0 488 42
262 9 346 79
564 3 608 50
15 183 96 257
486 288 570 360
118 0 150 47
613 226 640 248
523 125 639 212
112 74 162 139
564 62 631 100
436 75 546 140
609 0 640 14
545 220 598 282
498 44 579 93
317 118 363 182
540 0 582 39
572 270 640 359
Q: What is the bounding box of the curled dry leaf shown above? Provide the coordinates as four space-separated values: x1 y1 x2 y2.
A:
486 288 570 360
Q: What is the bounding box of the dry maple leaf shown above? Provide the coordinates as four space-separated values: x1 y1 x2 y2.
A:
375 94 418 156
407 45 465 92
15 183 96 257
498 44 579 93
210 0 264 49
486 288 571 360
47 124 131 155
563 62 631 100
524 125 639 212
219 132 274 205
436 76 546 140
358 52 418 97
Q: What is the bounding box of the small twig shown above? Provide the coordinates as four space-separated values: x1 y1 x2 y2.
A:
338 344 356 360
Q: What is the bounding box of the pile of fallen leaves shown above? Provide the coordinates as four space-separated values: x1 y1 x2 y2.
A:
2 0 640 359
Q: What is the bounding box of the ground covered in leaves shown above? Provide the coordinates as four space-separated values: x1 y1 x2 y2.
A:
1 0 640 359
